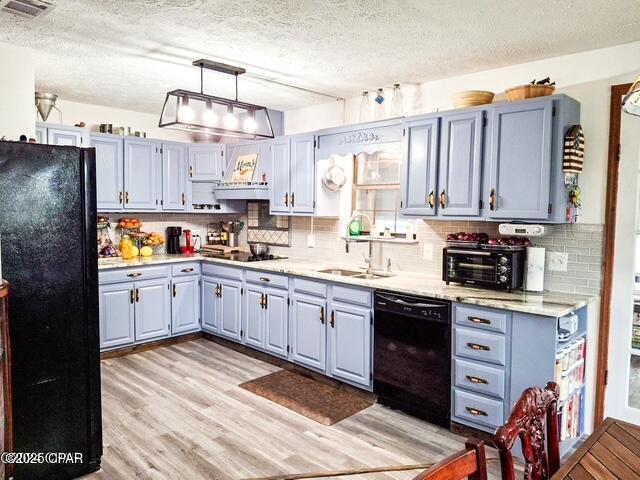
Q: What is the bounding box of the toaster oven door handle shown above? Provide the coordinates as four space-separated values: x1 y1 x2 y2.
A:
446 249 491 256
457 263 494 270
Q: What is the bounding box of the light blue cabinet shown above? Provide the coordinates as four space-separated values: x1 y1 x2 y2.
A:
290 292 326 371
47 126 86 146
328 301 371 387
99 283 134 349
290 134 315 214
35 125 47 144
264 287 288 357
402 116 439 216
92 135 124 211
438 111 484 217
486 99 553 220
201 277 219 332
171 276 200 335
134 278 170 342
188 145 225 181
124 139 160 211
244 285 265 349
218 278 243 341
270 134 315 215
270 138 291 214
162 143 187 211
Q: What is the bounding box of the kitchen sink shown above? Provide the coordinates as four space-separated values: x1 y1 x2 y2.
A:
316 268 362 276
353 273 394 280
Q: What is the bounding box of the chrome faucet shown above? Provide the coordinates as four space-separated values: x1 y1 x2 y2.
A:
346 213 374 272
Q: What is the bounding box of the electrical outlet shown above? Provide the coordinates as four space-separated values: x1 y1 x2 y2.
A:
307 234 316 248
547 251 568 272
423 243 433 261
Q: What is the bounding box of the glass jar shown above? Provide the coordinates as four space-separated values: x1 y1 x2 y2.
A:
359 91 371 123
374 88 385 120
119 235 134 260
390 83 403 117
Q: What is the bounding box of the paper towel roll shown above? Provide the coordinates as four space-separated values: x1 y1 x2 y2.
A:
525 247 545 292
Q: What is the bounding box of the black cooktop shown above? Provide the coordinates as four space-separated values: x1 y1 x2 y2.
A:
201 252 287 262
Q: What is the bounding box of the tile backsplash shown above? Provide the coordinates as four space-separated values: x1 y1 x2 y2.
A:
269 218 604 296
104 212 603 296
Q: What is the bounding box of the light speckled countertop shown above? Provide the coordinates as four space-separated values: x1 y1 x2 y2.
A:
98 254 597 318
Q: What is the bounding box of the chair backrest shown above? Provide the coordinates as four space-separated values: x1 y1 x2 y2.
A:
413 439 488 480
493 381 560 480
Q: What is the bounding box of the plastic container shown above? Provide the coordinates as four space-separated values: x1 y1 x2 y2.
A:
119 235 134 260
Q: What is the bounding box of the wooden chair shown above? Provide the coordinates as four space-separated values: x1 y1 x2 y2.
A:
413 438 488 480
493 381 561 480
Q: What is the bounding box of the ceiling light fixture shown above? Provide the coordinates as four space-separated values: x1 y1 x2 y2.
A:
159 59 274 139
623 75 640 117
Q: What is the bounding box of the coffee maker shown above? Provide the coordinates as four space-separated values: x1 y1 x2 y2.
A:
166 226 182 254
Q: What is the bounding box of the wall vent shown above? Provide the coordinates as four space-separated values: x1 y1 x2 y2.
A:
0 0 55 19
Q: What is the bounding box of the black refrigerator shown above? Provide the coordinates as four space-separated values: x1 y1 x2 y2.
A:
0 141 102 479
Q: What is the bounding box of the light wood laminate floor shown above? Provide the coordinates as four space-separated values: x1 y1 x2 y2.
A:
86 339 504 479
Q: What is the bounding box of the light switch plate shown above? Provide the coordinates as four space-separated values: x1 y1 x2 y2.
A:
423 243 433 261
547 251 568 272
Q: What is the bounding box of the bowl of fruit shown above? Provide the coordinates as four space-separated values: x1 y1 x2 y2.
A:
482 236 532 250
117 217 142 230
144 231 165 255
446 232 489 248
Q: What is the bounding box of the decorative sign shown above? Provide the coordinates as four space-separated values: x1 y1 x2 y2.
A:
231 153 258 183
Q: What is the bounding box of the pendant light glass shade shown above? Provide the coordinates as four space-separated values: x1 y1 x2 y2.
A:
623 75 640 117
159 89 274 139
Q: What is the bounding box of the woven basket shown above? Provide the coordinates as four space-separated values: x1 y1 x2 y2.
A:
505 84 555 102
452 90 495 108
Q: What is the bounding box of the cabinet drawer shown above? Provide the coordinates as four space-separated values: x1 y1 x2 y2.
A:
331 285 372 307
453 389 504 430
454 358 505 399
454 327 506 366
293 278 327 297
201 263 243 280
246 270 288 289
455 304 509 334
99 266 169 285
171 263 201 277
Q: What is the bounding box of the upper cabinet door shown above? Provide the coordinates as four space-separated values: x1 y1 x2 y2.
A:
218 278 243 342
264 288 288 358
290 134 315 214
270 138 291 214
438 111 484 217
124 139 159 211
201 277 218 333
290 293 326 371
171 277 200 335
47 126 86 146
92 136 124 212
162 143 187 211
134 279 170 342
402 117 439 216
487 100 553 220
188 145 225 181
328 302 371 387
35 125 47 144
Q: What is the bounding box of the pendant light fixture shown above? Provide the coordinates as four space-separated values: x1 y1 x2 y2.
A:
623 75 640 117
159 59 274 139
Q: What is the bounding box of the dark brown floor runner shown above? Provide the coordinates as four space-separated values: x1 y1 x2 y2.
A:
239 370 373 426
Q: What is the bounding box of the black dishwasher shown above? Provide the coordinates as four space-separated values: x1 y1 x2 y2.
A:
373 291 451 428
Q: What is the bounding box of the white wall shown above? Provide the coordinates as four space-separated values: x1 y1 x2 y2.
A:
0 41 35 140
285 41 640 225
41 98 191 142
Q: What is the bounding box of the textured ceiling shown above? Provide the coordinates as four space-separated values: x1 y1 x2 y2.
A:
1 0 640 114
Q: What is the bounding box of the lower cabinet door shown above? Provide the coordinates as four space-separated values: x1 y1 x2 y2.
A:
218 278 243 342
244 285 265 349
201 277 218 332
171 276 200 335
99 283 135 349
290 293 326 371
264 288 288 357
328 301 371 386
134 279 170 342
